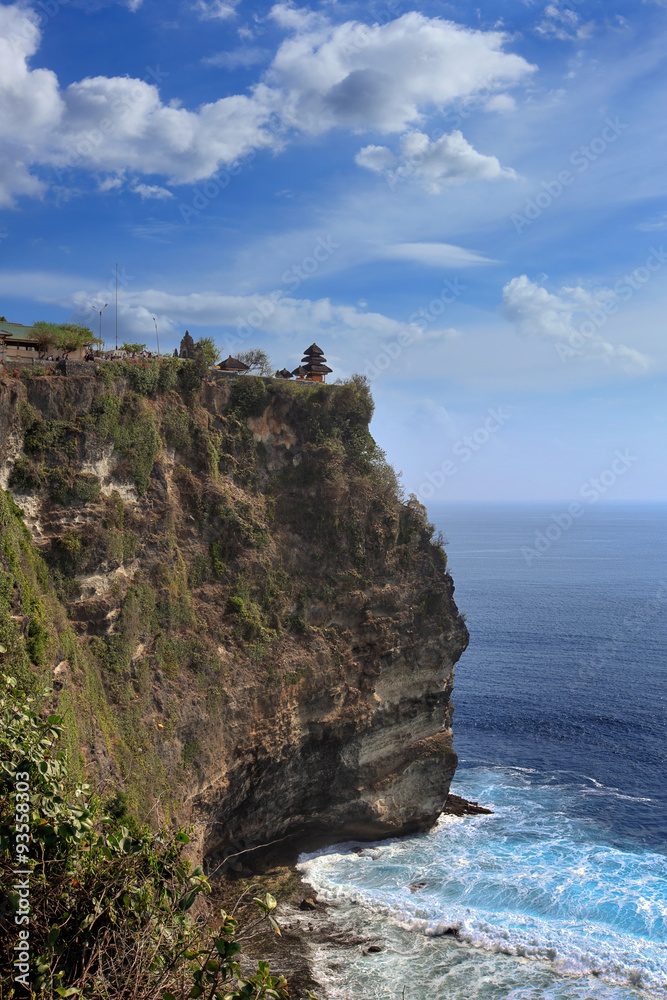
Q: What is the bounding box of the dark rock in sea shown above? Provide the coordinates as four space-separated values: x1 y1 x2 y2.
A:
443 793 493 816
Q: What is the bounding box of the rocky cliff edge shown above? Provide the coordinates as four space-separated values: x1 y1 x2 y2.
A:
0 363 468 864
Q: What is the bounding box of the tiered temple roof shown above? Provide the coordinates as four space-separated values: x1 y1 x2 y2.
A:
300 342 332 378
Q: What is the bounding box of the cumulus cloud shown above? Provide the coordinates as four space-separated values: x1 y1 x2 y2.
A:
266 9 534 134
0 3 534 204
356 130 516 193
500 275 652 373
354 144 396 173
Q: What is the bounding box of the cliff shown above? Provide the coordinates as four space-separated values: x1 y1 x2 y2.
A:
0 362 468 864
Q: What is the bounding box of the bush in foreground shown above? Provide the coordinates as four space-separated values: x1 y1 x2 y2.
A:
0 675 316 999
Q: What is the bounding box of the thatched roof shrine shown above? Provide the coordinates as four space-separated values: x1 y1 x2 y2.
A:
216 355 250 372
302 342 325 357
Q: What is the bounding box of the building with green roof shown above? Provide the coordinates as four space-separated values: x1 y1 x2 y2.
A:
0 320 86 362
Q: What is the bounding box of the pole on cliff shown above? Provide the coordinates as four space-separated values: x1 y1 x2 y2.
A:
115 262 118 351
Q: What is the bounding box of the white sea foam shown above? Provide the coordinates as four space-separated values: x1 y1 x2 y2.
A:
299 768 667 1000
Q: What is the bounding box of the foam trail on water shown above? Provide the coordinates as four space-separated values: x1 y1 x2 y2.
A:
299 767 667 1000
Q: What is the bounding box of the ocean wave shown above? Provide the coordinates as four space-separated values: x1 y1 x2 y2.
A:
301 872 667 996
299 770 667 999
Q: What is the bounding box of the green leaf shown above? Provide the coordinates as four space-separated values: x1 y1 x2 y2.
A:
175 830 190 843
47 925 61 945
178 889 198 912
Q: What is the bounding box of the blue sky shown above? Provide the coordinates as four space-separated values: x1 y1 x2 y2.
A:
0 0 666 501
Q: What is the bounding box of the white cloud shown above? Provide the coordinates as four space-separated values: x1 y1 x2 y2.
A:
500 275 652 373
202 47 270 69
55 75 278 183
354 144 396 172
131 183 174 200
0 5 62 205
98 174 125 192
636 214 667 232
485 93 516 112
0 3 533 204
0 157 46 208
0 268 441 351
536 4 595 41
357 130 517 193
194 0 239 20
266 9 535 134
383 242 497 267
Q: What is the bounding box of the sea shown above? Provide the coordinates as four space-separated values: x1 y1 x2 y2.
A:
298 502 667 1000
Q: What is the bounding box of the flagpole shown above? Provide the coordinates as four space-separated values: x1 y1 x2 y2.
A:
115 262 118 350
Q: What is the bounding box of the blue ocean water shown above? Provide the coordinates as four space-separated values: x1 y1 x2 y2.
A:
299 503 667 1000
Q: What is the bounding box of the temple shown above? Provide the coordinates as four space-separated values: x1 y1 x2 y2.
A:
216 355 251 373
293 343 333 383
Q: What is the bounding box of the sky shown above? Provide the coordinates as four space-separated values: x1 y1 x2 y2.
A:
0 0 666 502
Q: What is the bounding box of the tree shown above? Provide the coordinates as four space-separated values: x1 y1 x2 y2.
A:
195 336 221 366
121 341 147 354
238 348 273 375
31 321 61 356
54 324 99 357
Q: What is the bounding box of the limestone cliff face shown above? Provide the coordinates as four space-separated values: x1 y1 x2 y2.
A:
0 365 468 862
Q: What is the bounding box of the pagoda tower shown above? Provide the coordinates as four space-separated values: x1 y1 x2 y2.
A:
299 342 332 382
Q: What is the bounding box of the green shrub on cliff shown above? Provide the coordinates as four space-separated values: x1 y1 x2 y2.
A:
0 676 310 999
46 469 101 506
0 492 58 693
8 457 43 491
229 376 269 418
84 392 159 494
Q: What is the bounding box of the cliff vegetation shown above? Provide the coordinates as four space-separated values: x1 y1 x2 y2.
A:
0 359 467 869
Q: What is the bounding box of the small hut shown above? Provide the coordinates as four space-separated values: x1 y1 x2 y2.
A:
291 365 308 380
300 342 332 382
276 368 292 379
216 355 250 373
